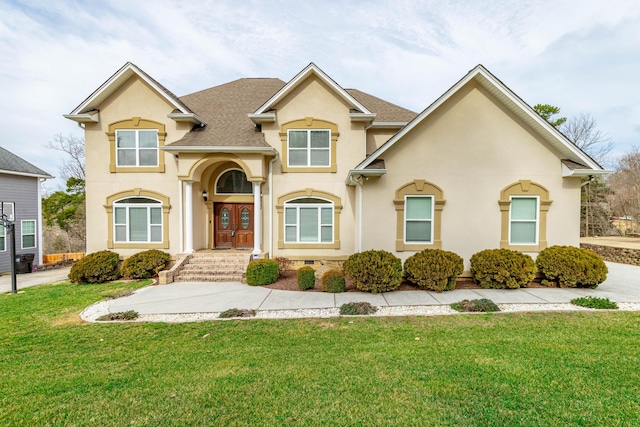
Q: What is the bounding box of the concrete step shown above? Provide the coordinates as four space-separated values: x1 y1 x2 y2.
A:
175 274 244 282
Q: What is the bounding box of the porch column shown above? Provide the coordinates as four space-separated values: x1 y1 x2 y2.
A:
184 180 194 253
253 181 262 257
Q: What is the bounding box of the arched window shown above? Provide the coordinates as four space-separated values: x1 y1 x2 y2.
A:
284 197 334 243
114 197 163 243
215 169 252 194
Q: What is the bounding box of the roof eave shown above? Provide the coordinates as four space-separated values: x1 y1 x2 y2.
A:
366 121 408 129
63 111 100 123
248 113 277 124
167 113 207 126
349 113 377 122
0 169 54 179
346 168 387 185
562 164 611 177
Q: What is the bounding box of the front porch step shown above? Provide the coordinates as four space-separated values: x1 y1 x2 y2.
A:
172 252 252 283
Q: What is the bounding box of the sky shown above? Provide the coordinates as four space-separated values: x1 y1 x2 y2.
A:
1 0 639 191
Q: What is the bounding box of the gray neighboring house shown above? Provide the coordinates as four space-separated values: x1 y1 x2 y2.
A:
0 146 53 273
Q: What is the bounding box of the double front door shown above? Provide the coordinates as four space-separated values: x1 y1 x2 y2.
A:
214 203 254 249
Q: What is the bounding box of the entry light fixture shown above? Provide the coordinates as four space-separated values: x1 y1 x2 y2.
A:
202 190 208 202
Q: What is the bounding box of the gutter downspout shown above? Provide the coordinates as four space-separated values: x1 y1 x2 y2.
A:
268 153 279 258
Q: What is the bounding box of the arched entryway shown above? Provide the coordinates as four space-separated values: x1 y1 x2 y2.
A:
212 168 254 249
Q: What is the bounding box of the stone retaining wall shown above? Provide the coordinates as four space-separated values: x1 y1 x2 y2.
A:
581 243 640 266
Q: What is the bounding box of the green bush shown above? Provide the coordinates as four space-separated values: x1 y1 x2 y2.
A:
120 249 170 279
339 301 378 315
343 250 402 293
297 266 316 290
274 256 292 278
219 308 257 318
537 246 608 288
404 249 464 292
245 259 279 286
69 250 121 284
570 296 618 310
451 299 500 313
96 310 139 321
321 269 346 293
470 249 535 289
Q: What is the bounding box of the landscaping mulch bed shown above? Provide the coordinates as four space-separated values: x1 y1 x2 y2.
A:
264 270 547 292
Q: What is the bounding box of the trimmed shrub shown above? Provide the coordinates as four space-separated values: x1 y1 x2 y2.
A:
339 301 378 315
245 259 278 286
121 249 170 279
219 308 257 318
537 246 608 288
274 256 293 278
343 250 402 293
470 249 536 289
297 266 316 290
404 249 464 292
321 269 346 293
451 299 500 313
96 310 139 321
69 250 121 284
571 296 618 310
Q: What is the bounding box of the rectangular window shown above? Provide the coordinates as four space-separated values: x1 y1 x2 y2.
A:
405 196 433 243
114 205 162 243
510 197 538 244
116 129 159 167
0 225 5 251
1 202 15 221
284 204 333 243
21 220 36 249
287 130 330 167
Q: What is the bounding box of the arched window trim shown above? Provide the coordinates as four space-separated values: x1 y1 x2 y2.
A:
394 179 446 251
214 168 253 195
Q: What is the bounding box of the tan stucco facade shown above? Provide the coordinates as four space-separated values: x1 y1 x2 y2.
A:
360 82 582 270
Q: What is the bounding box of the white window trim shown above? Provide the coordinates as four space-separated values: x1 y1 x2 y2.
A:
115 129 159 167
404 195 434 245
284 198 334 244
1 202 15 221
21 219 36 249
287 129 331 168
0 225 5 251
214 168 252 195
509 195 539 245
113 198 163 243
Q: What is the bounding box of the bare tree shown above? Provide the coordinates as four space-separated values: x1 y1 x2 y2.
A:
44 133 85 180
560 113 614 165
608 147 640 234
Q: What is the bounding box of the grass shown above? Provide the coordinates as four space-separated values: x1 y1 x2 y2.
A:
1 281 640 426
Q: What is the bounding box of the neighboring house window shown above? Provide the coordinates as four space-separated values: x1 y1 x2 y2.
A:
1 202 15 221
394 180 445 251
215 169 253 194
113 197 162 243
21 220 36 249
279 118 338 173
404 196 434 244
284 197 333 243
116 129 159 167
509 197 539 245
499 180 552 251
276 189 342 249
287 130 331 168
0 225 5 251
106 118 167 173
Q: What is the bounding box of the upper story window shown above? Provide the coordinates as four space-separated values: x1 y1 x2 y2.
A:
116 129 158 167
287 130 331 168
107 118 167 173
1 202 15 221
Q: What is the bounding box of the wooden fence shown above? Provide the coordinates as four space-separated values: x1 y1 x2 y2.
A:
42 252 86 264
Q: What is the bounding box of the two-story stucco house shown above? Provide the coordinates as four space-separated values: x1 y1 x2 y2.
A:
64 62 605 276
0 146 53 273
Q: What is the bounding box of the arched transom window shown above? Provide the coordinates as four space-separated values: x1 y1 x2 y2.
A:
215 169 252 194
114 197 163 243
284 197 333 243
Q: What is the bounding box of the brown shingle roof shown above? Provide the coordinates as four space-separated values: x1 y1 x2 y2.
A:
346 89 417 123
168 78 286 148
168 78 416 148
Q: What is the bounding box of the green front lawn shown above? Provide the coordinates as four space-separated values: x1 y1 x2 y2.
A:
1 281 639 426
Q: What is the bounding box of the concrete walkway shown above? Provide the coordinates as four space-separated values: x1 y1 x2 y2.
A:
106 262 640 315
0 267 71 294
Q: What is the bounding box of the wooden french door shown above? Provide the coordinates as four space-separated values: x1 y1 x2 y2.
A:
214 203 254 249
